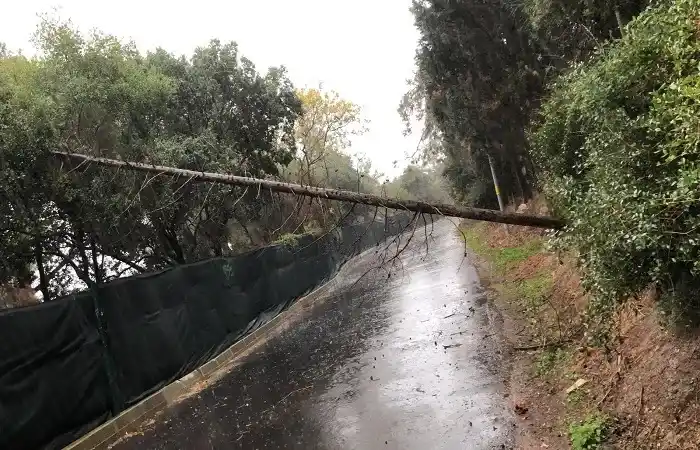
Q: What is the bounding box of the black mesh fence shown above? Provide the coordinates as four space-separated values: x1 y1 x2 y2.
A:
0 213 428 449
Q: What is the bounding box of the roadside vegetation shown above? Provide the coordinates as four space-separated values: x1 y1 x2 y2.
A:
532 0 700 330
535 346 571 377
410 1 700 446
409 0 700 332
569 414 611 450
461 217 700 448
462 223 544 274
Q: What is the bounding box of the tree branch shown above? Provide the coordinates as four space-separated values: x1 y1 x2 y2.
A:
34 239 51 302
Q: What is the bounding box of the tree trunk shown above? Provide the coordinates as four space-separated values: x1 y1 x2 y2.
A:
508 155 527 204
73 227 94 288
234 215 257 246
34 240 51 302
53 151 565 229
615 6 625 36
90 237 102 285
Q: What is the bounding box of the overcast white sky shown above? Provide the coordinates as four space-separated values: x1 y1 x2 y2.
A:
1 0 421 178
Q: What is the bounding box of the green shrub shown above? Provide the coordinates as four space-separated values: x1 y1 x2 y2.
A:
517 274 553 306
569 413 609 450
531 0 700 325
535 346 570 376
567 387 587 407
273 233 302 247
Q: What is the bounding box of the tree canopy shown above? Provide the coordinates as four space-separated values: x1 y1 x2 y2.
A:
401 0 545 207
402 0 651 207
0 18 302 301
0 18 397 307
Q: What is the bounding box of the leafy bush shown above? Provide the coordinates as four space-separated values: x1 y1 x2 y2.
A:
569 413 610 450
273 233 303 247
531 0 700 325
535 346 570 376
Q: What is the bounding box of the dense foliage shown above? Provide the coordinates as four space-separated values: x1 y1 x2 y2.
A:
403 0 650 207
402 0 549 207
404 0 700 324
532 0 700 323
0 19 356 303
517 0 647 62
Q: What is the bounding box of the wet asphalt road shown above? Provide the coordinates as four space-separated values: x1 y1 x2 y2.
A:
111 219 514 450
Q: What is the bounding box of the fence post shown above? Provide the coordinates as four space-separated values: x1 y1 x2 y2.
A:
488 154 509 233
90 286 124 415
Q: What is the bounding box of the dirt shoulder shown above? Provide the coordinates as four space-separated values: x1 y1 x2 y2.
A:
462 219 700 449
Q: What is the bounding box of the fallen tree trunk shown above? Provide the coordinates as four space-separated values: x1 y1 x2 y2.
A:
52 151 565 229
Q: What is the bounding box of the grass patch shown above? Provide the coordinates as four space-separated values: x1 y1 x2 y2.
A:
569 413 610 450
493 239 543 272
535 346 570 377
518 274 553 307
459 224 543 274
499 273 554 313
461 223 554 330
460 223 491 257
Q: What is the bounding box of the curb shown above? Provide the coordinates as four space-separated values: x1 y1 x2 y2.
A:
63 276 339 450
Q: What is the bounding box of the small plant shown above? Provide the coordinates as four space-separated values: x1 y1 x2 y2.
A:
535 346 569 376
273 233 302 247
569 413 609 450
516 273 553 313
566 388 586 407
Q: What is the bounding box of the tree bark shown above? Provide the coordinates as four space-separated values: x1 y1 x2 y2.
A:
89 237 102 285
233 213 257 246
53 151 565 229
34 240 51 302
508 155 526 204
615 6 625 36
